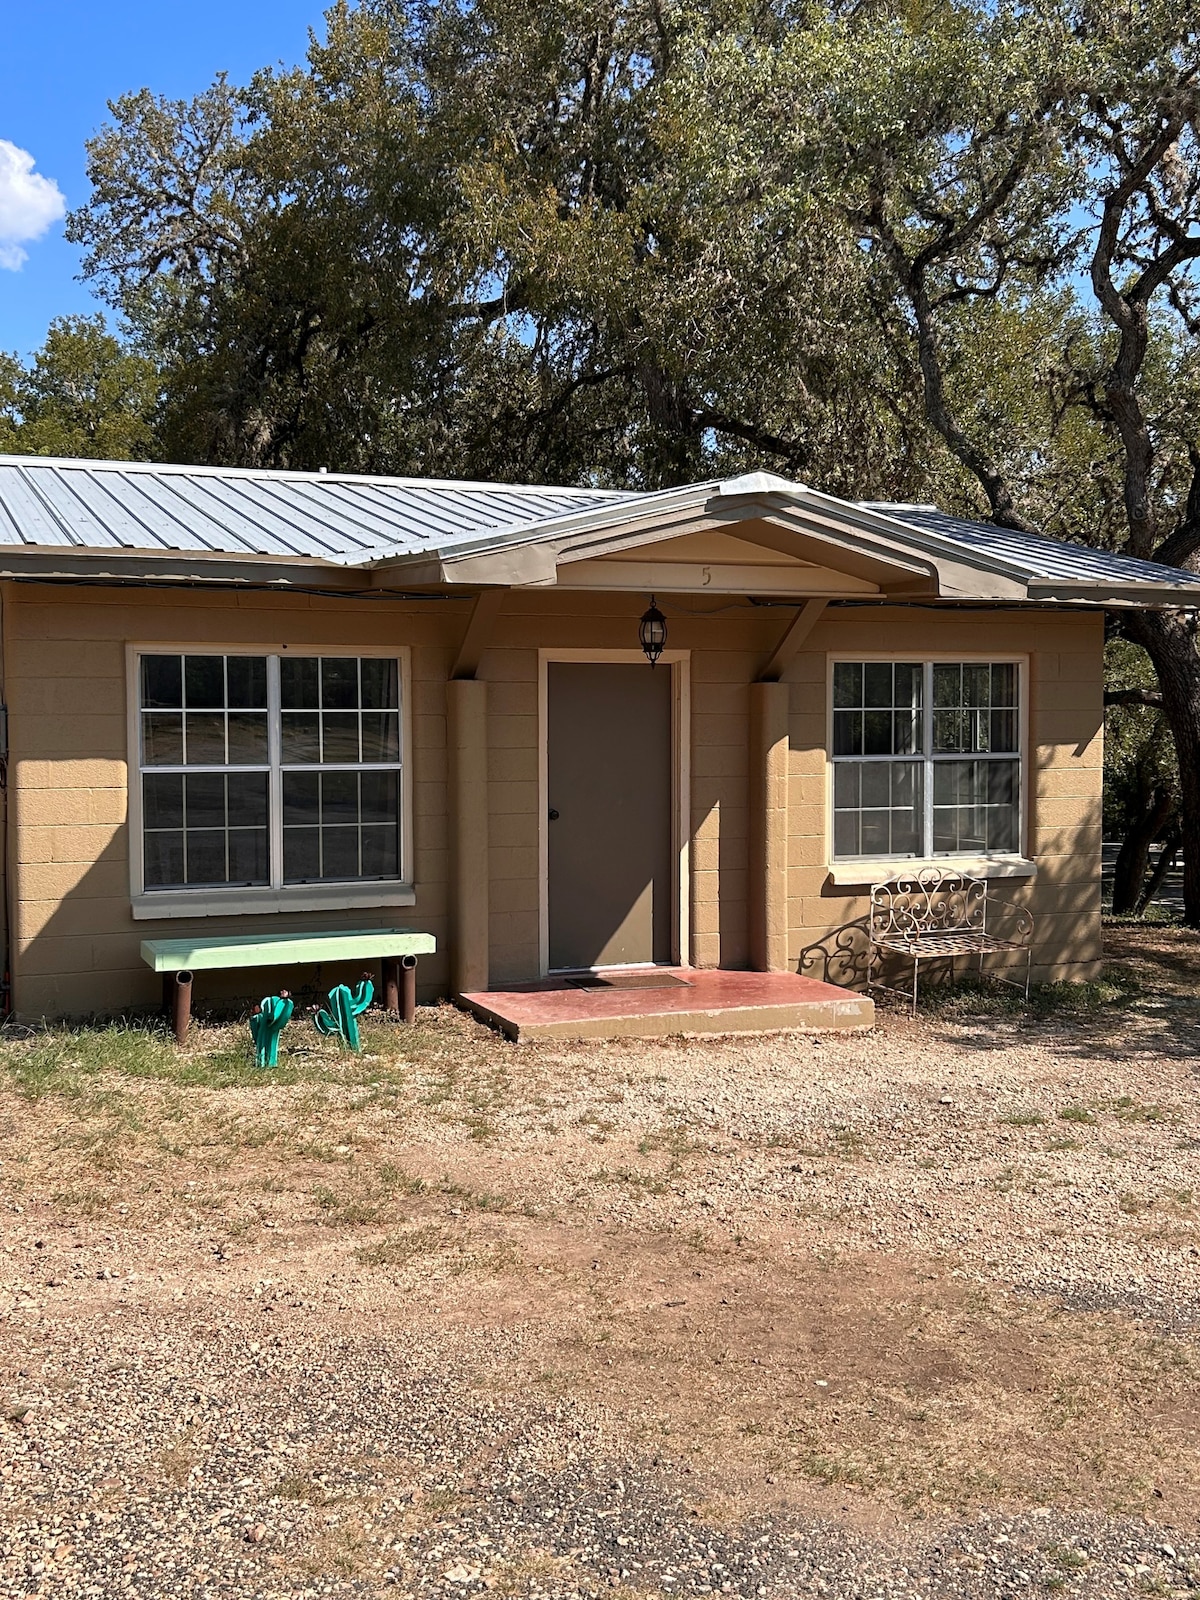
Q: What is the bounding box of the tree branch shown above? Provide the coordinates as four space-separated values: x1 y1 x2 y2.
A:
1106 687 1165 708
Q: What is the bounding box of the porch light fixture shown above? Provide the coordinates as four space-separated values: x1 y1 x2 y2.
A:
639 596 667 667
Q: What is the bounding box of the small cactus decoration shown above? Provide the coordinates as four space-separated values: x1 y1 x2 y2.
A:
314 975 374 1051
249 992 293 1068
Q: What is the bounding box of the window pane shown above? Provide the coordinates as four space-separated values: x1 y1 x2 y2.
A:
226 656 267 709
863 662 893 707
860 762 891 808
227 772 268 828
185 772 225 829
322 770 359 819
280 656 319 709
321 657 359 709
834 810 859 857
321 713 360 763
184 713 226 765
989 707 1017 753
933 663 961 708
228 828 269 883
143 773 183 829
281 712 321 764
144 830 184 887
227 713 269 764
361 824 399 877
862 710 892 755
283 772 320 825
142 713 183 766
283 826 320 882
992 662 1016 705
184 655 225 709
833 662 862 708
832 759 922 859
360 771 398 823
141 655 182 709
933 708 965 754
361 658 399 709
834 663 924 756
185 831 226 885
833 710 861 756
321 827 359 879
963 662 991 707
933 663 1018 754
833 762 860 808
932 758 1019 854
361 712 400 763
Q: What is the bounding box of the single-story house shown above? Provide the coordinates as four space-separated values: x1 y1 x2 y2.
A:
0 454 1196 1025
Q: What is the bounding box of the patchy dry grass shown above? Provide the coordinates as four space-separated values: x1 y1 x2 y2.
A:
2 925 1200 1543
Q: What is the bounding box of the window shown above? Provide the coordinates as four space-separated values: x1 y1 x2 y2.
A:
137 652 404 893
831 659 1020 861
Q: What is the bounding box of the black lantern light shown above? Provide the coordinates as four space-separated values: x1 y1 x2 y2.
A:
638 596 667 667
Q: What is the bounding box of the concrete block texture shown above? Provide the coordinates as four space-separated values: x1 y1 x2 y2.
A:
2 583 1108 1016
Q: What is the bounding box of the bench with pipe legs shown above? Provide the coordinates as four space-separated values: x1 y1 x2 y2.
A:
140 929 437 1044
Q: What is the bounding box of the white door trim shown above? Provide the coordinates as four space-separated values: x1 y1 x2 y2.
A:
538 648 691 976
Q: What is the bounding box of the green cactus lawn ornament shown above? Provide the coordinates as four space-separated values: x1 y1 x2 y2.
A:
314 975 374 1051
249 992 293 1068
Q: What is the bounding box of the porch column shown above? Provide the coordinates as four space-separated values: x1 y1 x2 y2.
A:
447 677 489 995
748 681 790 972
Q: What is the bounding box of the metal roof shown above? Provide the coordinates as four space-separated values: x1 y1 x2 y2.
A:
0 455 1195 601
863 503 1199 591
0 456 635 566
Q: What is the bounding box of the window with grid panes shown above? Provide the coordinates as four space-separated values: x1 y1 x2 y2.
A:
831 660 1020 860
138 653 403 891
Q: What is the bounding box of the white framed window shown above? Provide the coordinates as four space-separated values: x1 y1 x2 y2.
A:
128 646 413 919
829 658 1023 861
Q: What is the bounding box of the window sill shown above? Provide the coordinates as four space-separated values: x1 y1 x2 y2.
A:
827 856 1037 888
131 882 417 921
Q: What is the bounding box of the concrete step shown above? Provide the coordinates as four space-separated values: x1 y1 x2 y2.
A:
458 966 874 1042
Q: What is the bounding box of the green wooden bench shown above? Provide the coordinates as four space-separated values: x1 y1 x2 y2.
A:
140 928 436 1043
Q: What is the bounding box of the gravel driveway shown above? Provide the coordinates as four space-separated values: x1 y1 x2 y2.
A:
2 924 1199 1597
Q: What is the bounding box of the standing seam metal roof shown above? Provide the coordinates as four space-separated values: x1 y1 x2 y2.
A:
0 457 636 565
863 504 1197 587
0 457 1196 594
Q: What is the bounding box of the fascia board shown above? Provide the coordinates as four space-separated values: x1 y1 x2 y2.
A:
1027 580 1200 605
0 546 365 589
790 488 1038 582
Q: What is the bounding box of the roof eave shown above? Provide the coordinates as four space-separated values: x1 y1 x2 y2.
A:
1026 580 1200 606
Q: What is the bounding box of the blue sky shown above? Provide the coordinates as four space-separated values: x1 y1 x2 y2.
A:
0 0 328 359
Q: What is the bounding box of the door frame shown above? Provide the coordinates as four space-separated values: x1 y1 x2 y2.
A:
538 648 691 976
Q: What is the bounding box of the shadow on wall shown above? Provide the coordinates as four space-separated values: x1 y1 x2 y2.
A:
13 827 450 1026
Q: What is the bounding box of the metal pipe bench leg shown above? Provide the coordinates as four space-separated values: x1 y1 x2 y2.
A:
382 955 419 1023
164 969 193 1045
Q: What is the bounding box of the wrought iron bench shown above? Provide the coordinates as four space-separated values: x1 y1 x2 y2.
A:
868 869 1034 1015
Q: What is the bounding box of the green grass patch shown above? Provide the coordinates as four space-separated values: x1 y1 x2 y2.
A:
1059 1104 1096 1126
0 1015 458 1100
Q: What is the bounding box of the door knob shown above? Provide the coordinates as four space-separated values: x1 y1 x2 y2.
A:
548 808 560 820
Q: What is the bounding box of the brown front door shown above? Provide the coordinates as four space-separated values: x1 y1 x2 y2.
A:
547 662 674 970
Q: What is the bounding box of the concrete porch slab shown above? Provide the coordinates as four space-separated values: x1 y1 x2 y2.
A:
458 967 874 1042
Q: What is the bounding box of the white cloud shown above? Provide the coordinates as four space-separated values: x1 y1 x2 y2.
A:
0 140 66 271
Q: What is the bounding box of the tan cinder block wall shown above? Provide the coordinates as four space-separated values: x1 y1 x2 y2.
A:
3 582 1104 1020
6 583 460 1018
786 608 1104 983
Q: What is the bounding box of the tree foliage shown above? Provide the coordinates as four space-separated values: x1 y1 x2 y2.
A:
47 0 1200 916
0 315 159 461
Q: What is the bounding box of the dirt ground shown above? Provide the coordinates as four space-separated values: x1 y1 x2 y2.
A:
2 926 1199 1598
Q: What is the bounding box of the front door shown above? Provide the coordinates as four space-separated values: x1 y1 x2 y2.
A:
547 662 674 970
